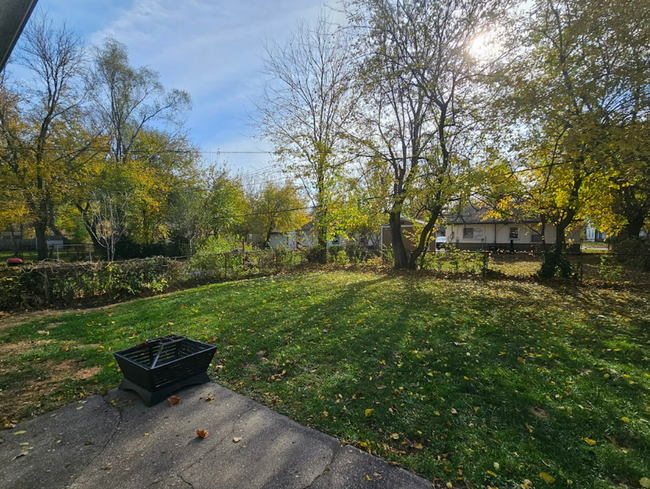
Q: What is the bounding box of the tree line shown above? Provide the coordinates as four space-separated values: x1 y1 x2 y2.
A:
0 14 311 261
2 1 649 271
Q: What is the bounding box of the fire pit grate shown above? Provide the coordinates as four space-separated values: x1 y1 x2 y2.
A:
114 334 217 406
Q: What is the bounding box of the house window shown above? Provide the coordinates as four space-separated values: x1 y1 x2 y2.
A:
463 227 484 239
531 234 543 243
509 227 519 239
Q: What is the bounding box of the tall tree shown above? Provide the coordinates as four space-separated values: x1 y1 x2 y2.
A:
89 38 191 166
0 15 89 260
258 14 356 263
347 0 501 269
509 0 650 251
75 39 193 253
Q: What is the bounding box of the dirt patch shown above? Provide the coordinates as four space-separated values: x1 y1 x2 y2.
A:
0 339 53 356
531 406 549 419
0 309 71 334
0 358 103 425
74 366 103 380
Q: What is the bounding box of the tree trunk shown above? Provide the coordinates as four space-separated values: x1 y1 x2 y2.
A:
76 203 103 250
265 226 272 249
389 211 408 269
555 223 566 251
34 219 48 260
316 224 328 264
407 207 442 270
620 215 645 241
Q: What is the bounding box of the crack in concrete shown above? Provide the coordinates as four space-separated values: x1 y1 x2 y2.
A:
178 473 195 488
302 443 341 489
66 396 123 488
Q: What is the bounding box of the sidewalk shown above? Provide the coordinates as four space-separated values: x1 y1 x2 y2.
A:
0 383 433 488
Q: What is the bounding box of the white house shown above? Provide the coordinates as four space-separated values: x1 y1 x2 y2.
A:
269 221 348 250
446 205 581 251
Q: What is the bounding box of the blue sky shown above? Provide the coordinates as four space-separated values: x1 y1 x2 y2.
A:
20 0 333 172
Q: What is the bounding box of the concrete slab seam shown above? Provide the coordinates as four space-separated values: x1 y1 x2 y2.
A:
302 443 342 489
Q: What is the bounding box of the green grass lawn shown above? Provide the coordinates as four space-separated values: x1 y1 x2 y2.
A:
1 270 649 488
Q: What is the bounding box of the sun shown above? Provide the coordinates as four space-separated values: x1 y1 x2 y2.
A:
468 31 498 59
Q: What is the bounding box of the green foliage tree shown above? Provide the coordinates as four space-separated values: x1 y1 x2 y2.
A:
246 179 308 248
258 14 356 263
508 0 650 255
72 38 195 258
0 15 90 260
347 0 501 269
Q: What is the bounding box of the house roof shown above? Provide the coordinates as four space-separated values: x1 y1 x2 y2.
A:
447 204 540 225
380 218 428 227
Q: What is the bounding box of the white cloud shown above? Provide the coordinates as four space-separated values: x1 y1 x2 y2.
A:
88 0 327 161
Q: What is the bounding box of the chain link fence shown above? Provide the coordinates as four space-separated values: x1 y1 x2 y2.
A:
418 249 650 285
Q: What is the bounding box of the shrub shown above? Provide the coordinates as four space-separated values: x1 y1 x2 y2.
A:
537 247 579 279
0 257 184 311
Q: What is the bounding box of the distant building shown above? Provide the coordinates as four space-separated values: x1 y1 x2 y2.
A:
446 205 581 251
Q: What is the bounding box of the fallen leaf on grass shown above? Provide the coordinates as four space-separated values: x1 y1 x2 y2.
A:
233 437 242 443
13 430 26 435
196 429 209 439
539 472 555 483
365 409 374 417
62 345 70 352
584 438 596 446
168 396 181 406
451 408 458 415
640 477 650 488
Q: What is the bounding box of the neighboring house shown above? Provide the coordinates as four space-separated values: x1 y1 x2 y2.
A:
446 205 581 251
585 225 608 242
269 221 348 250
379 218 444 253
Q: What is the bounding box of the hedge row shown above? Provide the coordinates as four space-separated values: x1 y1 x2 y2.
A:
0 250 308 311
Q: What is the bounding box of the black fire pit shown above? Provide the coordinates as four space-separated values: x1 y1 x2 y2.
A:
114 335 217 406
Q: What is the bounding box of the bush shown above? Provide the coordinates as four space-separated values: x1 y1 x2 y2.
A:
610 237 650 271
537 247 579 279
420 248 485 274
0 257 184 311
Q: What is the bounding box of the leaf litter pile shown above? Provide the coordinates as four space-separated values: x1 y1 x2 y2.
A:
1 270 649 488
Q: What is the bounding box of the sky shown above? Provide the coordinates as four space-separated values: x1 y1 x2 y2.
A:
14 0 335 173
